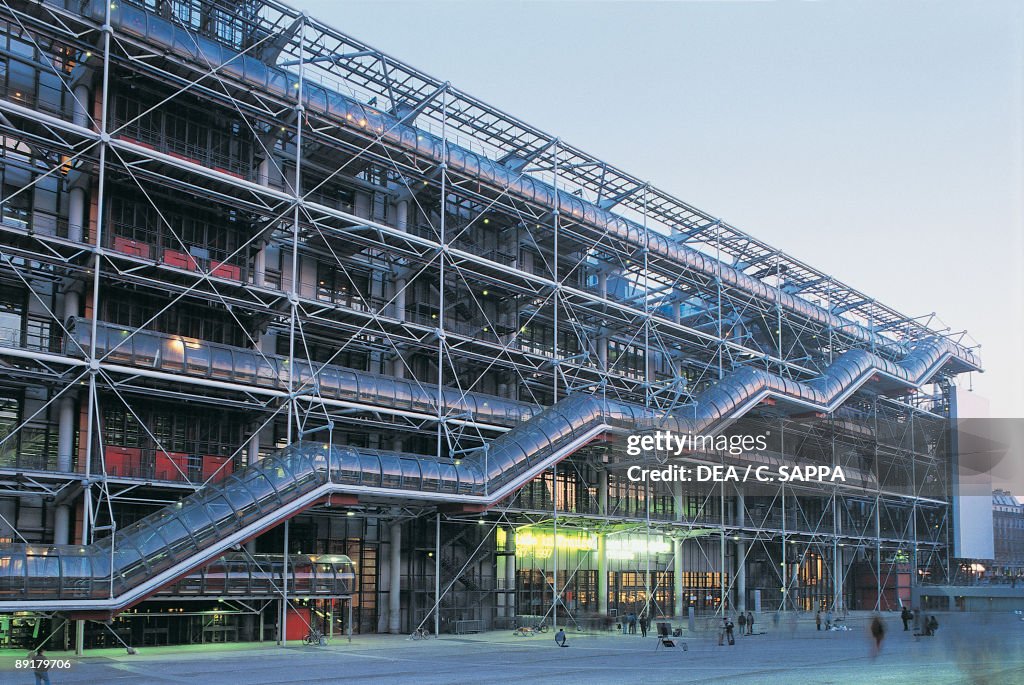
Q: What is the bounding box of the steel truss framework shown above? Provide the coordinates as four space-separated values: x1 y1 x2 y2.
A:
0 0 978 646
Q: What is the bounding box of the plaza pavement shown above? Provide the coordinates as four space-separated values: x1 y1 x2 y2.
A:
1 611 1021 684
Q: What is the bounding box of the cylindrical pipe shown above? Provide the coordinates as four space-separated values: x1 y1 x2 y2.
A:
673 539 684 618
54 391 77 544
279 519 289 646
67 187 85 244
736 540 747 613
248 432 260 467
72 83 90 127
388 520 402 634
596 272 609 371
396 200 409 232
75 619 85 655
53 507 70 546
434 514 441 637
736 492 746 612
597 533 608 616
56 396 76 473
504 525 516 619
597 469 608 615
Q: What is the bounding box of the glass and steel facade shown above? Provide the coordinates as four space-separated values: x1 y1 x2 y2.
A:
0 0 978 650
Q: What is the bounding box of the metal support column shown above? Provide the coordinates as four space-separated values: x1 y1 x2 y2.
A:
389 519 402 634
673 480 684 617
504 524 516 619
434 513 441 637
279 519 289 645
598 469 608 615
736 491 746 612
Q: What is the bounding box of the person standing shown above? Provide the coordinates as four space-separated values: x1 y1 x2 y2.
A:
815 610 822 631
31 648 51 685
825 608 833 631
746 611 754 635
901 607 911 631
737 612 746 637
726 617 735 645
639 614 648 638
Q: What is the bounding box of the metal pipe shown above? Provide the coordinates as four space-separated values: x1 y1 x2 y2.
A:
434 513 440 637
388 519 402 634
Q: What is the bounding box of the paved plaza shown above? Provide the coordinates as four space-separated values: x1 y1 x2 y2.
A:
2 612 1021 684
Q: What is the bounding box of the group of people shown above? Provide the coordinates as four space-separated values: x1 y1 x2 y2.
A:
900 606 939 637
717 611 755 645
621 612 651 637
814 608 835 630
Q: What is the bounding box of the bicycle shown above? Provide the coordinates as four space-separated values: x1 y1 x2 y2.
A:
411 626 432 640
302 628 323 646
512 621 549 637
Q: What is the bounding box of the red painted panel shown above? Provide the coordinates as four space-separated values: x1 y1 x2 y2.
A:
202 455 233 483
112 236 152 259
155 451 190 482
105 446 142 478
286 607 312 641
210 261 241 281
163 249 199 271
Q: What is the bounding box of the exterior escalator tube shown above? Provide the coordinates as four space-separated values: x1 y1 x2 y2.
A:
0 337 976 609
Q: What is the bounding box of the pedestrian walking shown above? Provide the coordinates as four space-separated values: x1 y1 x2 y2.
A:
31 648 51 685
901 607 911 631
746 611 754 635
726 617 735 645
628 612 637 634
870 615 886 657
926 615 939 636
639 614 648 638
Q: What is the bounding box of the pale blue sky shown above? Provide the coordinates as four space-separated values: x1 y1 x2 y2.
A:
300 0 1023 417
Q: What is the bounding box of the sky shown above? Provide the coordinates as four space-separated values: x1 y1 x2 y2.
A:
299 0 1024 418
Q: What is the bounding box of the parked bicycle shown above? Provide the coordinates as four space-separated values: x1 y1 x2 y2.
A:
411 626 432 640
512 620 549 636
302 628 323 646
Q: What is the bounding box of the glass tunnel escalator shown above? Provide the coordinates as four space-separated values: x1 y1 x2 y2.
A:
0 327 978 614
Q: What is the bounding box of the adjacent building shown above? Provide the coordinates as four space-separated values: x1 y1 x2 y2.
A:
993 490 1024 577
